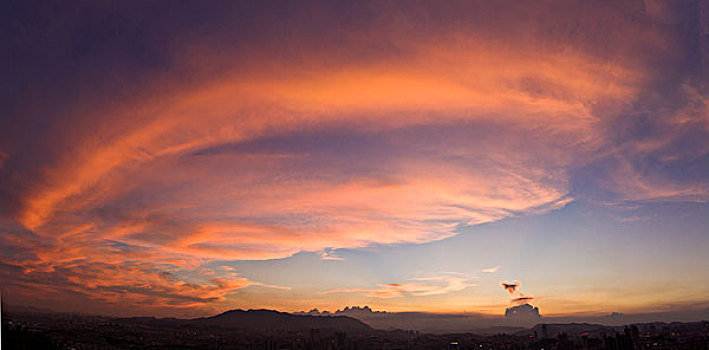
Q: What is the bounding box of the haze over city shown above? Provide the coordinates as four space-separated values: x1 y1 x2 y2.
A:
1 1 709 343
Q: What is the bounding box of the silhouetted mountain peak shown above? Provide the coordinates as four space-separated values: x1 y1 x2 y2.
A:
294 305 388 317
193 308 372 334
211 309 283 319
342 306 382 314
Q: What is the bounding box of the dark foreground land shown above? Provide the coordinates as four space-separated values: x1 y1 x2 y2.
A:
3 309 708 350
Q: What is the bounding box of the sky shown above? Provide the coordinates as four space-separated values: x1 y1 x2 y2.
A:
1 0 708 319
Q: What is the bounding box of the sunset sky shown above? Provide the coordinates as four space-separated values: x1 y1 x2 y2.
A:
1 0 708 319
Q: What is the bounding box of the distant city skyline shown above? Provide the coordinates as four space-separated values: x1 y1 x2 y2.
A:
1 0 708 322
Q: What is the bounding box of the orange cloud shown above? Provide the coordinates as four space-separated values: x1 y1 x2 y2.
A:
14 22 655 234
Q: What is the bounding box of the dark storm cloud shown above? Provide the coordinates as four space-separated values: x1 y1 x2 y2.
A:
502 280 539 305
502 281 520 294
512 296 537 304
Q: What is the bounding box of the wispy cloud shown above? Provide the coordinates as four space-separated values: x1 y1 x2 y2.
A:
320 248 345 261
482 266 501 273
325 273 477 299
